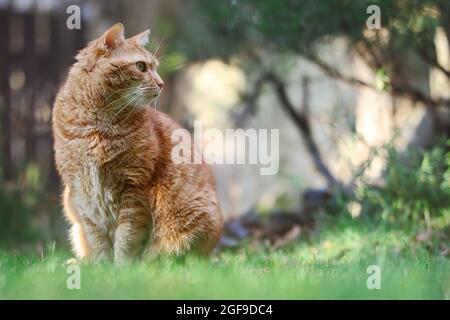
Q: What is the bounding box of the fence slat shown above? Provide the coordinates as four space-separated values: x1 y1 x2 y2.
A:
24 12 37 162
0 9 13 181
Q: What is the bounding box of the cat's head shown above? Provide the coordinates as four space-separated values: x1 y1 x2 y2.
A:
74 23 164 111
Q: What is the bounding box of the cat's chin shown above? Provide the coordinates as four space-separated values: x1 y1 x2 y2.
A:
143 95 160 106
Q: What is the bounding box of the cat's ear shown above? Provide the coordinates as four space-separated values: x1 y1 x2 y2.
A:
128 30 151 47
102 23 125 50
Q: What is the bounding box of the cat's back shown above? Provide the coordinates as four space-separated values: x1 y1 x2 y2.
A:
52 88 89 182
143 107 218 196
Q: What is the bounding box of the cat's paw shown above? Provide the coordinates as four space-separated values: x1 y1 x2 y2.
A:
63 257 79 266
114 254 134 266
94 249 113 264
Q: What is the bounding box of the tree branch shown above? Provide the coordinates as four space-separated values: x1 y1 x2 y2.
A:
241 71 342 190
305 54 450 108
416 48 450 79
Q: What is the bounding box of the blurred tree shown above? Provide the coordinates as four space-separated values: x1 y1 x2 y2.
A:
176 0 450 190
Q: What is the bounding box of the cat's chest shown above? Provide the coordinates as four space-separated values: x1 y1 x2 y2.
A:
72 163 119 226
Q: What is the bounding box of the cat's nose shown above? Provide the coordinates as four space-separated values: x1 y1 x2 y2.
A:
157 81 164 90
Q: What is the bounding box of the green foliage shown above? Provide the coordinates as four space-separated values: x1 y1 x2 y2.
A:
375 68 391 91
157 52 188 76
355 139 450 229
0 164 63 248
0 184 40 246
182 0 447 57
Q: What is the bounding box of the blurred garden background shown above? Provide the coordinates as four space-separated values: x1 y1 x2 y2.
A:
0 0 449 299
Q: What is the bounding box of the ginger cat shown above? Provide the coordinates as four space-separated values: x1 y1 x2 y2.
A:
52 23 223 264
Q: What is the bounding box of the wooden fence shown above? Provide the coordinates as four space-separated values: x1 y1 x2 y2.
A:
0 5 85 188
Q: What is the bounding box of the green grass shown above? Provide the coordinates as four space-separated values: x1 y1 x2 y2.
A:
0 216 449 299
0 138 447 299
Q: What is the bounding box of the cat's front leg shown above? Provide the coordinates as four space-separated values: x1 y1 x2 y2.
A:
63 187 112 261
114 206 151 265
81 217 113 262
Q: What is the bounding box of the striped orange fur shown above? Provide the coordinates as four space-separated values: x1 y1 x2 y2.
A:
52 23 223 264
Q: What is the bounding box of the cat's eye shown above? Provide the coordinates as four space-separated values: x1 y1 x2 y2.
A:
135 61 147 72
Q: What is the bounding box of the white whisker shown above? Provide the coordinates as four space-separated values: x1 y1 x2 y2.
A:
153 36 167 58
103 87 136 101
121 95 144 124
109 92 140 124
